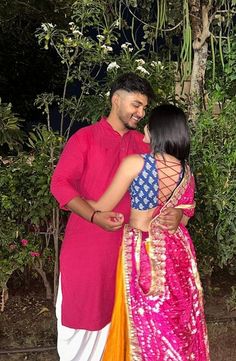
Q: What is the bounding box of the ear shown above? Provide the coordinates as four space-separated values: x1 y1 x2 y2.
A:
143 125 151 144
111 92 120 107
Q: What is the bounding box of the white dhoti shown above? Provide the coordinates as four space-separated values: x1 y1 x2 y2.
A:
56 278 110 361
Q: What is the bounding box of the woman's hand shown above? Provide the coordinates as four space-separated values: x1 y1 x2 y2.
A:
93 211 124 232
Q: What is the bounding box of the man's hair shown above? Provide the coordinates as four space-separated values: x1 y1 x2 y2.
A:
110 72 155 102
148 104 190 164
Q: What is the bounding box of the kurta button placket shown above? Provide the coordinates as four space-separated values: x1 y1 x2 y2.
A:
119 133 129 159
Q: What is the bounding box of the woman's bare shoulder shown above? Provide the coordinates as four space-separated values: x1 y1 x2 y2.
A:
120 154 145 177
122 154 145 166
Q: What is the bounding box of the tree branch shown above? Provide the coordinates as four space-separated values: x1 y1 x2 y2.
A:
15 1 42 13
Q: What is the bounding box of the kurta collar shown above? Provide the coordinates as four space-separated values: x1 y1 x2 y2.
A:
99 116 131 137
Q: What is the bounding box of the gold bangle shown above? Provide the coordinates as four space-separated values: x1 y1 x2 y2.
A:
90 210 101 223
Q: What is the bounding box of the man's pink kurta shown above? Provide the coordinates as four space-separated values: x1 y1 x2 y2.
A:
51 117 149 330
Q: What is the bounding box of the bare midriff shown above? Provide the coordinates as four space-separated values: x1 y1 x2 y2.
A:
129 207 157 231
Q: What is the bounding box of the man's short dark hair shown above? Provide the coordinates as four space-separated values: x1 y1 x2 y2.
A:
110 72 155 102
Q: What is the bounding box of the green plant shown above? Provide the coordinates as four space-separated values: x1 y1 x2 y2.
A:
190 95 236 283
207 28 236 101
0 126 64 301
34 1 177 138
226 286 236 311
0 98 24 151
35 2 120 138
2 0 236 303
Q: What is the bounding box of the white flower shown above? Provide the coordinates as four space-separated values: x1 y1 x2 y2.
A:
151 61 157 67
136 66 150 75
151 60 164 69
41 23 48 32
135 59 145 65
121 42 132 49
41 23 47 31
105 91 110 97
128 47 134 52
72 30 83 36
107 61 120 71
41 23 55 32
26 156 35 166
113 19 120 27
69 22 75 26
97 34 105 41
101 44 113 53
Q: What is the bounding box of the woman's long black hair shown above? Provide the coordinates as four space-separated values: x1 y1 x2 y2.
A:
148 104 190 165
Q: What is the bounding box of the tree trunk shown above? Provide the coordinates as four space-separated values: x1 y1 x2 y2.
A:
188 2 211 121
0 287 9 312
189 41 208 120
34 260 52 300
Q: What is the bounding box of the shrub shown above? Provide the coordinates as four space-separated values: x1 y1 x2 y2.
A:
0 126 64 304
190 96 236 284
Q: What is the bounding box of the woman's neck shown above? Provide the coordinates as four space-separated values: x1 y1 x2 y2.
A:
153 152 180 164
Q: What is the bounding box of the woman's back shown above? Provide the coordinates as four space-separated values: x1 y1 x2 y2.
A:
129 153 183 231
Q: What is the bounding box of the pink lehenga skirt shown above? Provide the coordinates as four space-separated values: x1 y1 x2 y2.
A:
102 167 210 361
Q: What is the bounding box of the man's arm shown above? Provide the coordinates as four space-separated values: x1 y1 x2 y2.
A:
158 208 183 234
50 131 124 231
159 173 196 233
66 196 124 231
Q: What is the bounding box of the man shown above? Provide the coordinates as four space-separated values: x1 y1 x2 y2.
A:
51 72 183 361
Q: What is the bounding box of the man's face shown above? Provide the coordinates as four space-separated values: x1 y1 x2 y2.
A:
114 90 148 130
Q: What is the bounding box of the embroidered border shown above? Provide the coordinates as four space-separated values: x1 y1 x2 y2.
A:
123 225 143 361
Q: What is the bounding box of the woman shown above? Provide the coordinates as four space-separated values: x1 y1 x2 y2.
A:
90 104 210 361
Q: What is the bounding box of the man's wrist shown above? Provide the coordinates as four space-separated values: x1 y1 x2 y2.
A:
90 210 101 223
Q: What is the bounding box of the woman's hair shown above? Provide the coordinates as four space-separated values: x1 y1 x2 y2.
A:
148 104 190 163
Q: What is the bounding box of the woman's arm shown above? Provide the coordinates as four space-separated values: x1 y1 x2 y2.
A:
93 154 144 211
66 196 124 231
51 131 125 231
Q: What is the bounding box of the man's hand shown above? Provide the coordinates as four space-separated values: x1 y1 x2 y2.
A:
158 208 183 234
93 211 124 231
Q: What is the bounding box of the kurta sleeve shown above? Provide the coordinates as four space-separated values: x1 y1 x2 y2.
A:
50 129 89 209
133 131 150 153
